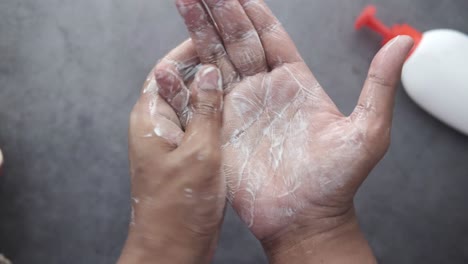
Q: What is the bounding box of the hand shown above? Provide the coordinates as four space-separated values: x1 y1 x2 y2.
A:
0 254 12 264
163 0 413 262
119 41 226 264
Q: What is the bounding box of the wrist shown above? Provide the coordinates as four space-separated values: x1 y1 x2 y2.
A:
118 227 218 264
117 188 225 264
262 207 376 264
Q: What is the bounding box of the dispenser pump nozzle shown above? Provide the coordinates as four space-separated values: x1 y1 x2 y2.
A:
355 5 422 50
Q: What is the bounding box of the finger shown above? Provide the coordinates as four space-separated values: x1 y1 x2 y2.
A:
176 65 223 154
239 0 303 68
203 0 268 76
156 39 200 127
158 39 200 83
176 0 238 86
133 72 184 149
145 39 198 96
351 36 414 126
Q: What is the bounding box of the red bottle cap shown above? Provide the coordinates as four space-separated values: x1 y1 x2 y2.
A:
355 5 422 56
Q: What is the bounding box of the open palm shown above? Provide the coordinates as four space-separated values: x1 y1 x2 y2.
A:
157 0 413 241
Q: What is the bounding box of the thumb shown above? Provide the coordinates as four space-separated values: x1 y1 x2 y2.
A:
351 36 414 127
178 65 224 151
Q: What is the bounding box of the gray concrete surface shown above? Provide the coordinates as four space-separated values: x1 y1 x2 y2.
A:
0 0 467 263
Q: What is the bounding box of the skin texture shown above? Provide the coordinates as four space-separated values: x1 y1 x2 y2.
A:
118 56 226 264
158 0 413 262
169 0 412 238
120 0 413 262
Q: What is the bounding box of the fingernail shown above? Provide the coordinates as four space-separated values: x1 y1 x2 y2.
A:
384 35 414 52
199 66 222 91
398 35 415 48
383 35 400 52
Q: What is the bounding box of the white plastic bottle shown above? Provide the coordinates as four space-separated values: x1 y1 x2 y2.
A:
356 6 468 135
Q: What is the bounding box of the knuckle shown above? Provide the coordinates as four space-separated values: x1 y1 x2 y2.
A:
204 152 221 168
223 28 256 45
214 44 227 55
186 145 221 167
154 66 170 82
192 101 218 117
362 122 392 155
367 73 393 88
201 45 227 64
366 119 389 137
354 103 367 114
206 0 225 8
349 116 392 158
257 22 282 36
177 0 203 16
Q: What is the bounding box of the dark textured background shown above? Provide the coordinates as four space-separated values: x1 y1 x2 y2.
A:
0 0 467 263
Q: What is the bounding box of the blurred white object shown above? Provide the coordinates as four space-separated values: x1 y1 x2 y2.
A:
403 29 468 135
